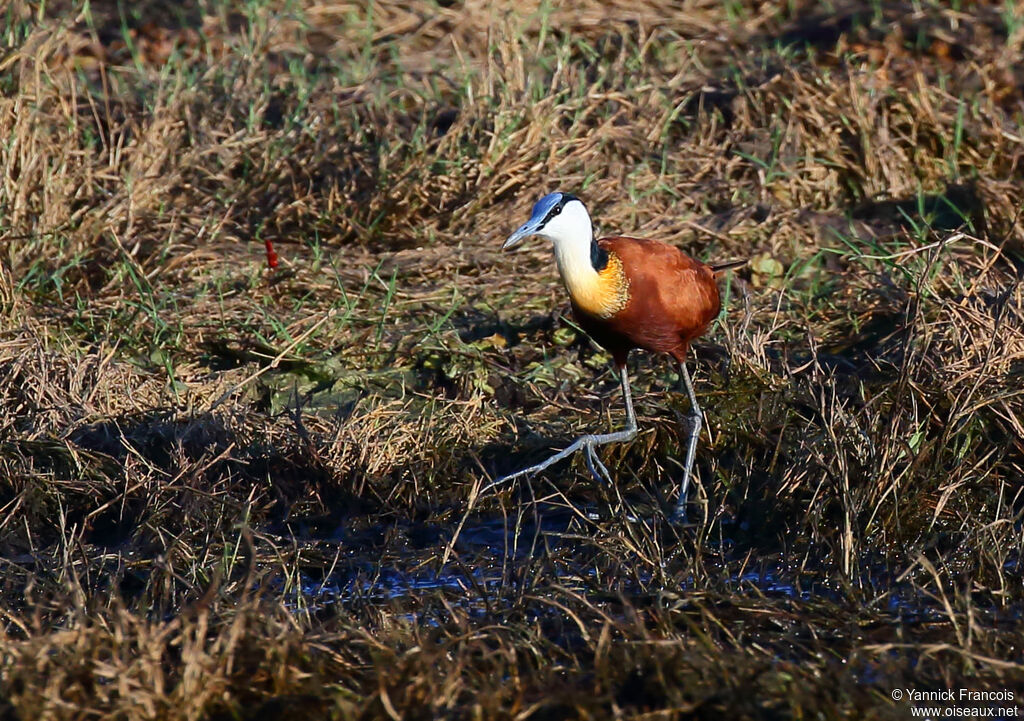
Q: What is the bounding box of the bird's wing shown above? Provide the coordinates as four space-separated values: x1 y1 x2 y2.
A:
597 236 721 344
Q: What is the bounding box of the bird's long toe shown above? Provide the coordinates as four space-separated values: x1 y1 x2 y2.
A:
592 452 614 487
583 439 614 486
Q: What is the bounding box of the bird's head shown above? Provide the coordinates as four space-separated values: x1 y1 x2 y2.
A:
502 192 592 251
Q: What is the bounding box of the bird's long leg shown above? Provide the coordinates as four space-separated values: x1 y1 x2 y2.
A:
671 361 702 523
485 365 637 492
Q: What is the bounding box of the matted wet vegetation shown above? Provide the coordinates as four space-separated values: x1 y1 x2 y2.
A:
2 0 1023 718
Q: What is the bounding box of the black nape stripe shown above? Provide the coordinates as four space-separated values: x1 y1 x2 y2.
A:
590 239 609 272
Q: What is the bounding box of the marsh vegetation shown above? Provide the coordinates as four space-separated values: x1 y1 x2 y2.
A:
1 0 1023 718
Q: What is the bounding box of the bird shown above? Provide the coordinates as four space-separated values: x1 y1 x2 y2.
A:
490 191 744 522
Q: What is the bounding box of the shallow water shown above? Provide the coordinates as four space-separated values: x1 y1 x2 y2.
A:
273 500 1017 637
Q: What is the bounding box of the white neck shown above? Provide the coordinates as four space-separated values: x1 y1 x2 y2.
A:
553 234 598 298
538 201 598 296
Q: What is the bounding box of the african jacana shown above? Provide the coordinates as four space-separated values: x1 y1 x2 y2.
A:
491 192 743 522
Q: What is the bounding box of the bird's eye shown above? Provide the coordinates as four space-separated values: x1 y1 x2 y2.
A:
551 206 562 216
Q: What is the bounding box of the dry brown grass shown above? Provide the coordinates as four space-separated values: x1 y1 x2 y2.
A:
2 0 1024 718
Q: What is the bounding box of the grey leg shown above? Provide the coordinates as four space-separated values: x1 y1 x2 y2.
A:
485 365 638 492
671 361 702 523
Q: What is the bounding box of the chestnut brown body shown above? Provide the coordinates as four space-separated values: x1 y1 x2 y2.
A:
570 236 724 368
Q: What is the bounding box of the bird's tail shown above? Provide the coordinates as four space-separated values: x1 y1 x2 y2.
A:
710 259 747 276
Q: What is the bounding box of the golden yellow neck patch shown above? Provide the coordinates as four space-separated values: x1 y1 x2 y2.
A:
566 252 630 319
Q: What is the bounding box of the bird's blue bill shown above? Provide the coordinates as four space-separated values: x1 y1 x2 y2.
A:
502 217 544 250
